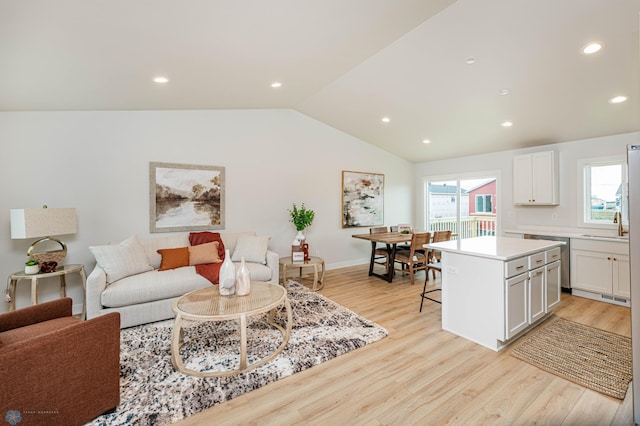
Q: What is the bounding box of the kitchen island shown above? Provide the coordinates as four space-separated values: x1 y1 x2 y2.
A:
426 236 565 351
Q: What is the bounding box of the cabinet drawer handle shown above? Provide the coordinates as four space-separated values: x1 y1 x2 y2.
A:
608 257 612 260
613 257 617 261
552 254 559 258
536 259 543 263
516 265 524 270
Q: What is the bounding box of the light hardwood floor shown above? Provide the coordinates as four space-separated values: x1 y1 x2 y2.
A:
176 264 633 425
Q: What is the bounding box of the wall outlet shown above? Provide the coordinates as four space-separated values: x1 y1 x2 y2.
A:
447 266 458 275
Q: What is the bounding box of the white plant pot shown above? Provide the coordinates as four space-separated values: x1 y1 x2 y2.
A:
24 264 40 275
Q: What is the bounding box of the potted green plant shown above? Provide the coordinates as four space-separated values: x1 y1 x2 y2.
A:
25 259 39 275
288 203 315 241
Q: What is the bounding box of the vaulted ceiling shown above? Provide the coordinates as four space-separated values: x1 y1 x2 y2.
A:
1 0 638 162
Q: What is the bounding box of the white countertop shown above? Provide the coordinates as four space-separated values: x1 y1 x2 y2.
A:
426 236 564 261
504 228 628 243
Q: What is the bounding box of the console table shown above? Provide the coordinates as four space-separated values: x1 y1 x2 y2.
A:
8 264 87 320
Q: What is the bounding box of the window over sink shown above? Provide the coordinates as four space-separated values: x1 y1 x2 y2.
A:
579 156 628 228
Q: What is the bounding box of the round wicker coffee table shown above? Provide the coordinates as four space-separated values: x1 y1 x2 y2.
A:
171 282 292 377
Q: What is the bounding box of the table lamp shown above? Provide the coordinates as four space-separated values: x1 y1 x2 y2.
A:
10 206 77 264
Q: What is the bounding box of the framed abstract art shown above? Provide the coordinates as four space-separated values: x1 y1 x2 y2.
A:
342 170 384 228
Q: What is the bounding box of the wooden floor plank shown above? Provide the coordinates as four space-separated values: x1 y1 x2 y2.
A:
514 377 586 425
173 264 633 425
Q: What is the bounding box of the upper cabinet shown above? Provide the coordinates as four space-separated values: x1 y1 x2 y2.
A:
513 151 559 205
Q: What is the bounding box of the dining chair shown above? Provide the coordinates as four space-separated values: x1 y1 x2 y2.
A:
369 226 390 270
428 230 452 280
392 224 413 251
393 232 431 285
420 230 452 311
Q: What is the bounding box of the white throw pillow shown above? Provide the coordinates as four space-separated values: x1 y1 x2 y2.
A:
90 235 153 283
232 234 270 264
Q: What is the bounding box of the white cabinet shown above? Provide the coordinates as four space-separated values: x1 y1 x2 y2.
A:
513 151 559 205
546 260 561 311
504 250 557 340
613 255 630 298
506 273 528 339
570 238 630 303
505 248 560 340
529 266 545 323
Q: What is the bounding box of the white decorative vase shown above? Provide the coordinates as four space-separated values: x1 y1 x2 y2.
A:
24 264 40 275
219 249 236 297
296 230 306 243
236 257 251 296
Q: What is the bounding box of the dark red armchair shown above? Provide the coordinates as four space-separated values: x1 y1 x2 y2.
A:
0 298 120 425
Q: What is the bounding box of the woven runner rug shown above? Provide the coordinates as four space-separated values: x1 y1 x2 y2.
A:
511 316 632 399
89 281 387 425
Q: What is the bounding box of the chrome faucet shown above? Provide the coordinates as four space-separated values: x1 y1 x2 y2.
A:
613 212 628 236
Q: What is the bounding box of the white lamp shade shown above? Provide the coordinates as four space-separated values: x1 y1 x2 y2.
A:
10 208 77 239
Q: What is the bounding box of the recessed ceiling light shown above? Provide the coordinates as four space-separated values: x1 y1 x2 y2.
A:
422 139 431 144
465 56 477 65
609 95 628 104
271 81 282 88
153 76 169 83
381 117 390 123
501 121 513 127
499 88 511 96
581 42 603 55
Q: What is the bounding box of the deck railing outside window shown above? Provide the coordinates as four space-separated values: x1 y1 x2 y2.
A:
429 216 496 239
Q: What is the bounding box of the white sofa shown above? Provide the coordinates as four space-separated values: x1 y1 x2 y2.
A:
86 231 279 328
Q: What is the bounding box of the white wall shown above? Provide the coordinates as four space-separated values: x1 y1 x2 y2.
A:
414 132 640 234
0 109 414 313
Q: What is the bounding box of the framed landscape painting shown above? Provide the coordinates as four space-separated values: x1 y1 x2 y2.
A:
150 162 225 233
342 170 384 228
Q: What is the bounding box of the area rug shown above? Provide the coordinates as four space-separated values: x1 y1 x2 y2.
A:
511 316 632 399
89 281 387 425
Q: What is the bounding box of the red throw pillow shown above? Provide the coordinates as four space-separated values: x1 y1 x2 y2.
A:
189 232 225 259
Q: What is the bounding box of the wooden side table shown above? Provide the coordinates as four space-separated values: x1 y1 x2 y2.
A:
8 264 87 320
279 256 325 291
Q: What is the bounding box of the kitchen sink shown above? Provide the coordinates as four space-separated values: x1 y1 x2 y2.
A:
580 234 629 240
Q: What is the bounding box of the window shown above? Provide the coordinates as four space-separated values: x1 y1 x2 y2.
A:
424 174 498 239
580 158 628 226
475 194 492 213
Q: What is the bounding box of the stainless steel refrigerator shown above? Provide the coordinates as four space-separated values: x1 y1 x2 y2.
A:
628 144 640 423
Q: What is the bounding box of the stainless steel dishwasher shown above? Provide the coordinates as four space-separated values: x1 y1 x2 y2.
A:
523 234 571 291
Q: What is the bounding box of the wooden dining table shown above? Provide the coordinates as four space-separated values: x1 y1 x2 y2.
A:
352 231 415 282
